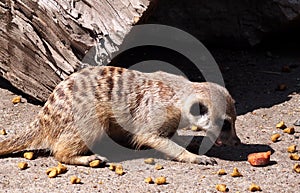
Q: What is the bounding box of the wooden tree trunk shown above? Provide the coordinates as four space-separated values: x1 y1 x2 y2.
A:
0 0 155 102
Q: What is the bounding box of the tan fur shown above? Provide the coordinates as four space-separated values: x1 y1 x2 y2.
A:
0 66 240 165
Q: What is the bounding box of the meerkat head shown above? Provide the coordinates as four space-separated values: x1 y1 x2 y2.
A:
182 82 241 147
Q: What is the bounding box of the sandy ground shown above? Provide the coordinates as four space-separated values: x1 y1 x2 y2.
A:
0 49 300 192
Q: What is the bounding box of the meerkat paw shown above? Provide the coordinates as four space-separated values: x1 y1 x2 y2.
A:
88 154 109 163
176 150 217 165
192 155 217 165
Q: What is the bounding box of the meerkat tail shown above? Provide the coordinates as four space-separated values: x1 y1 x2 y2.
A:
0 119 44 155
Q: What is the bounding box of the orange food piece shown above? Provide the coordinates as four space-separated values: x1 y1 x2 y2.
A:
247 151 271 166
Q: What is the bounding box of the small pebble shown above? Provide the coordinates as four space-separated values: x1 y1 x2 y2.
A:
294 119 300 126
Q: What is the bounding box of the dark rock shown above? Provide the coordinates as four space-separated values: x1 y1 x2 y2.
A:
294 119 300 126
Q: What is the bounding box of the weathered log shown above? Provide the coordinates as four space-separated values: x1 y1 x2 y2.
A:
0 0 154 102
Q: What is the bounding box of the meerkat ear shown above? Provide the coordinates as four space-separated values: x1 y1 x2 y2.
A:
189 102 208 116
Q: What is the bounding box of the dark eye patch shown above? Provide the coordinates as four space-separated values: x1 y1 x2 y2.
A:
190 102 208 116
222 120 231 131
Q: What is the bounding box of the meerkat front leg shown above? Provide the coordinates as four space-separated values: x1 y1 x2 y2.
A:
137 135 217 165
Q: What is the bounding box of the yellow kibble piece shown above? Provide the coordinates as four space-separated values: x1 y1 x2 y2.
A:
56 162 67 174
191 125 200 131
294 163 300 173
217 169 227 175
277 83 287 91
154 176 166 185
276 121 286 129
23 152 34 160
89 160 101 168
0 129 7 135
115 165 124 175
18 162 28 170
289 153 300 161
287 145 297 153
271 133 280 142
215 184 228 192
283 127 295 134
231 167 242 177
12 96 21 104
46 168 55 175
249 183 261 192
70 176 81 184
144 158 155 165
144 177 153 184
155 164 163 170
133 16 140 24
109 163 116 171
47 168 58 178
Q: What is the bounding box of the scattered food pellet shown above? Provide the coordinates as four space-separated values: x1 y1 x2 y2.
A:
215 184 228 192
70 176 81 184
56 162 67 174
217 169 227 175
289 153 300 161
281 65 291 73
191 125 200 131
109 163 116 171
247 151 271 166
155 164 164 170
283 127 295 134
276 121 286 129
0 129 7 135
46 168 58 178
12 96 21 104
89 160 101 168
287 145 297 153
144 158 155 165
294 163 300 173
46 163 67 177
249 183 262 192
18 162 28 170
144 177 153 184
133 16 140 24
231 167 242 177
271 133 281 142
98 180 103 184
23 152 34 160
277 84 287 91
115 165 124 175
154 176 166 185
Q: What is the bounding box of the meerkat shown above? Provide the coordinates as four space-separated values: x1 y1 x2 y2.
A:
0 66 240 166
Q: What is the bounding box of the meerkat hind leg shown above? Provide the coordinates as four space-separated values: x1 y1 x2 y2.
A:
140 135 217 165
53 144 108 166
54 153 108 166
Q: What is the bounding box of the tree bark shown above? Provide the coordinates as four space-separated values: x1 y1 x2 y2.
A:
0 0 154 102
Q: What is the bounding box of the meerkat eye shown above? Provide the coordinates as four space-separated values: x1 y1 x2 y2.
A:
190 102 208 116
222 120 231 131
